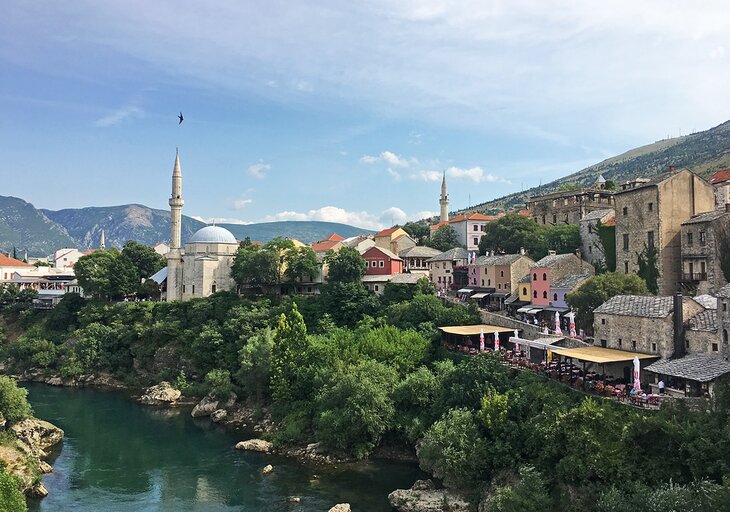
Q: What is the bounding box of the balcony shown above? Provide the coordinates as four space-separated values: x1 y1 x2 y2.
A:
681 272 707 282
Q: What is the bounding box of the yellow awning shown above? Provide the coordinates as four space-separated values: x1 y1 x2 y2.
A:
439 325 516 336
552 346 657 364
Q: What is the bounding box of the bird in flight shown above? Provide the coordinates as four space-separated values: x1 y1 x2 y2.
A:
178 112 184 125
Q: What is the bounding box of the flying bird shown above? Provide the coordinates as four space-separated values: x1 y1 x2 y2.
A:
177 112 184 125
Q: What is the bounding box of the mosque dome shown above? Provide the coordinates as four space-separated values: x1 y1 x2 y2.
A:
188 226 237 244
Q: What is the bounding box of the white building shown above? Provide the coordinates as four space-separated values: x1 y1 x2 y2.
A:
52 248 87 270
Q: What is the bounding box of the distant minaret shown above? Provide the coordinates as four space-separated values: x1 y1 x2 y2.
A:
439 172 449 222
167 149 184 301
99 230 106 250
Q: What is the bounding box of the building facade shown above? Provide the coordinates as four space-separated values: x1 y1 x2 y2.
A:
426 247 469 291
530 252 595 306
363 246 403 276
528 178 614 226
578 209 615 268
399 246 442 272
614 169 715 295
680 209 729 295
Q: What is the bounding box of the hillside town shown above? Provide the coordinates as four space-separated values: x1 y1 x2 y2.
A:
4 150 730 405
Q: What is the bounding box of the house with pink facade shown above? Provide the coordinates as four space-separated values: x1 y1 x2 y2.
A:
530 251 594 307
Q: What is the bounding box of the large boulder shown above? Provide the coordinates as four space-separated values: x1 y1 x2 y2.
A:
388 482 473 512
140 382 181 406
10 418 64 457
328 504 351 512
235 439 273 453
191 394 219 418
210 409 227 423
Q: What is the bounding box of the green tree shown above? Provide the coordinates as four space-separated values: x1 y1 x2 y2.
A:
402 221 431 242
325 247 366 283
231 243 280 289
566 272 649 334
426 224 461 252
0 376 32 423
205 369 233 398
121 240 166 279
485 466 552 512
597 220 617 272
73 249 119 299
637 244 659 294
418 408 490 488
539 224 581 256
604 179 616 190
0 467 27 512
314 359 398 458
270 303 309 403
320 282 377 327
109 253 139 298
237 328 274 401
284 246 320 283
479 214 541 256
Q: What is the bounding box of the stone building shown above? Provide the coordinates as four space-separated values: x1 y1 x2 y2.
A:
710 168 730 209
613 169 715 295
527 177 614 226
426 247 469 291
593 294 705 358
680 209 729 295
578 209 615 268
399 246 442 273
467 253 534 295
714 284 730 358
373 227 416 255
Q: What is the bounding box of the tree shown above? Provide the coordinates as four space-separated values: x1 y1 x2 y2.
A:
485 466 552 512
270 303 309 403
479 214 541 256
320 282 377 327
325 247 366 283
231 243 280 289
74 249 119 299
237 328 274 401
637 244 659 294
402 221 430 243
539 224 581 256
109 254 139 298
604 179 616 190
0 467 27 512
121 240 166 279
284 246 320 283
426 224 461 252
0 376 32 423
314 359 398 458
566 272 649 334
597 220 616 272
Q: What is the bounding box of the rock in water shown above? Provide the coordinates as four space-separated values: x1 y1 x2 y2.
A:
261 464 273 475
210 409 227 422
388 484 473 512
191 394 219 417
235 439 274 453
140 382 181 405
38 461 53 474
328 504 351 512
30 482 48 498
10 418 64 456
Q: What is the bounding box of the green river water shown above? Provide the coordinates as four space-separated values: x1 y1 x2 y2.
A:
24 384 423 512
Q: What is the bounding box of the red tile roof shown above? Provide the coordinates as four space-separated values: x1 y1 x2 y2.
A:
374 227 401 238
325 233 345 241
0 254 31 267
518 210 530 216
710 168 730 185
311 240 340 252
430 221 449 231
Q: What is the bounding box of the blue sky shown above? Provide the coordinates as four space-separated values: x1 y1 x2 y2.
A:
2 1 729 230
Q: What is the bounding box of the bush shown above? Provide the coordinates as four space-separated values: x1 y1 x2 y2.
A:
485 466 551 512
205 369 233 399
0 466 27 512
8 336 57 369
0 376 32 424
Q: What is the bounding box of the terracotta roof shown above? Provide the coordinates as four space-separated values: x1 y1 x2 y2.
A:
311 240 340 253
430 221 449 231
710 168 730 185
325 233 345 241
449 213 494 223
0 254 31 267
517 210 530 216
374 227 402 238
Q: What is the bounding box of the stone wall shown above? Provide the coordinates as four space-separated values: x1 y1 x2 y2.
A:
593 312 674 358
579 211 614 268
716 298 730 358
680 215 729 295
479 310 545 339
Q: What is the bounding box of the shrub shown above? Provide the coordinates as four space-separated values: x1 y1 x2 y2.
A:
0 466 26 512
0 376 32 424
205 369 233 399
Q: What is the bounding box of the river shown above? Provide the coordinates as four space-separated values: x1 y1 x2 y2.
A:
24 384 423 512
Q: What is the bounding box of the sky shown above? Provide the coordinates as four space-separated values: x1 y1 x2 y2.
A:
1 1 729 230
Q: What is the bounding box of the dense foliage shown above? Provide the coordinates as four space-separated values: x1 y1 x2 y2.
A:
0 376 32 424
0 466 27 512
425 225 461 252
478 214 581 260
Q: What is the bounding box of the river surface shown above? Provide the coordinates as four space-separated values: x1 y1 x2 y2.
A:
24 384 423 512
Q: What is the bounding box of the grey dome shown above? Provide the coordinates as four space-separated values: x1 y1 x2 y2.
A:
188 226 237 244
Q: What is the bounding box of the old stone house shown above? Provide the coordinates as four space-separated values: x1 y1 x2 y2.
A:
680 209 729 295
528 177 614 226
426 247 469 291
579 209 615 268
613 169 715 295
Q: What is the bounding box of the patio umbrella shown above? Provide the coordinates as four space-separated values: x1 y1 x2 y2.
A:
494 331 500 350
567 312 577 338
479 329 485 352
633 356 641 392
554 311 562 335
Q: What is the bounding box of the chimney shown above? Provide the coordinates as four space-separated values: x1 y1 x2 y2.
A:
575 249 582 261
669 165 676 173
548 250 557 256
673 293 685 358
520 247 526 255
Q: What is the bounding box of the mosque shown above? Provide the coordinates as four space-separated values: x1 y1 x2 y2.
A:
165 150 239 301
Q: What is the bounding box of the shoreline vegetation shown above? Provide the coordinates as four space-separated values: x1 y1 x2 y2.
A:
2 287 730 511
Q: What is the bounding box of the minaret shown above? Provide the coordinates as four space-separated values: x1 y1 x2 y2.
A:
439 172 449 222
99 230 106 250
166 149 184 301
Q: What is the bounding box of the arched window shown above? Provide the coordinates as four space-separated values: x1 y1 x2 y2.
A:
542 273 547 281
533 273 537 280
724 329 729 343
522 287 527 295
542 291 548 299
553 293 558 301
533 290 537 299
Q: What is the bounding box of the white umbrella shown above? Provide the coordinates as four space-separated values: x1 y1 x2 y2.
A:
554 311 562 336
633 356 641 392
494 331 500 350
567 312 577 338
479 329 485 352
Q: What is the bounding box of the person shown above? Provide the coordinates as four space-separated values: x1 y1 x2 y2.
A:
658 379 665 394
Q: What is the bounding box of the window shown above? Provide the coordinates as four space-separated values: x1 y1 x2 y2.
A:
712 342 719 352
438 276 442 283
542 291 548 299
553 293 558 301
498 283 502 289
533 273 537 280
618 338 622 348
600 339 607 348
473 237 478 245
648 202 653 212
473 225 479 231
192 285 195 294
700 231 706 244
379 260 384 268
374 285 379 292
211 284 216 293
522 287 527 295
647 231 654 249
481 279 484 286
552 214 557 224
687 232 693 245
631 340 636 350
624 261 629 273
588 225 593 234
601 318 606 325
622 206 628 216
533 290 538 298
500 270 504 277
542 272 547 281
623 234 629 251
182 284 186 293
486 279 491 286
365 261 370 268
541 215 546 224
724 302 727 312
724 329 729 343
588 245 592 254
651 342 657 352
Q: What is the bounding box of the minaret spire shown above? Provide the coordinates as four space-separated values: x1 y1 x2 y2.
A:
99 230 106 250
169 148 184 250
439 171 449 222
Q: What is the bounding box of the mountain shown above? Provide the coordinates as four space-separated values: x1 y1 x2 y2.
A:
464 119 730 213
0 197 373 256
0 196 76 256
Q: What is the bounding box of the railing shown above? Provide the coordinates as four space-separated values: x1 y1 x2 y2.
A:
681 272 707 282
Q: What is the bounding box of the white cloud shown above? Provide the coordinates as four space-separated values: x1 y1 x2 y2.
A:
409 170 442 182
446 166 508 184
190 216 252 225
248 162 271 179
231 198 254 210
360 151 413 168
94 105 144 127
710 46 725 59
387 168 402 182
261 205 433 230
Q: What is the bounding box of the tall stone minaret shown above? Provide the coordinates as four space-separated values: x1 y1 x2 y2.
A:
166 149 184 301
99 230 106 250
439 172 449 222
